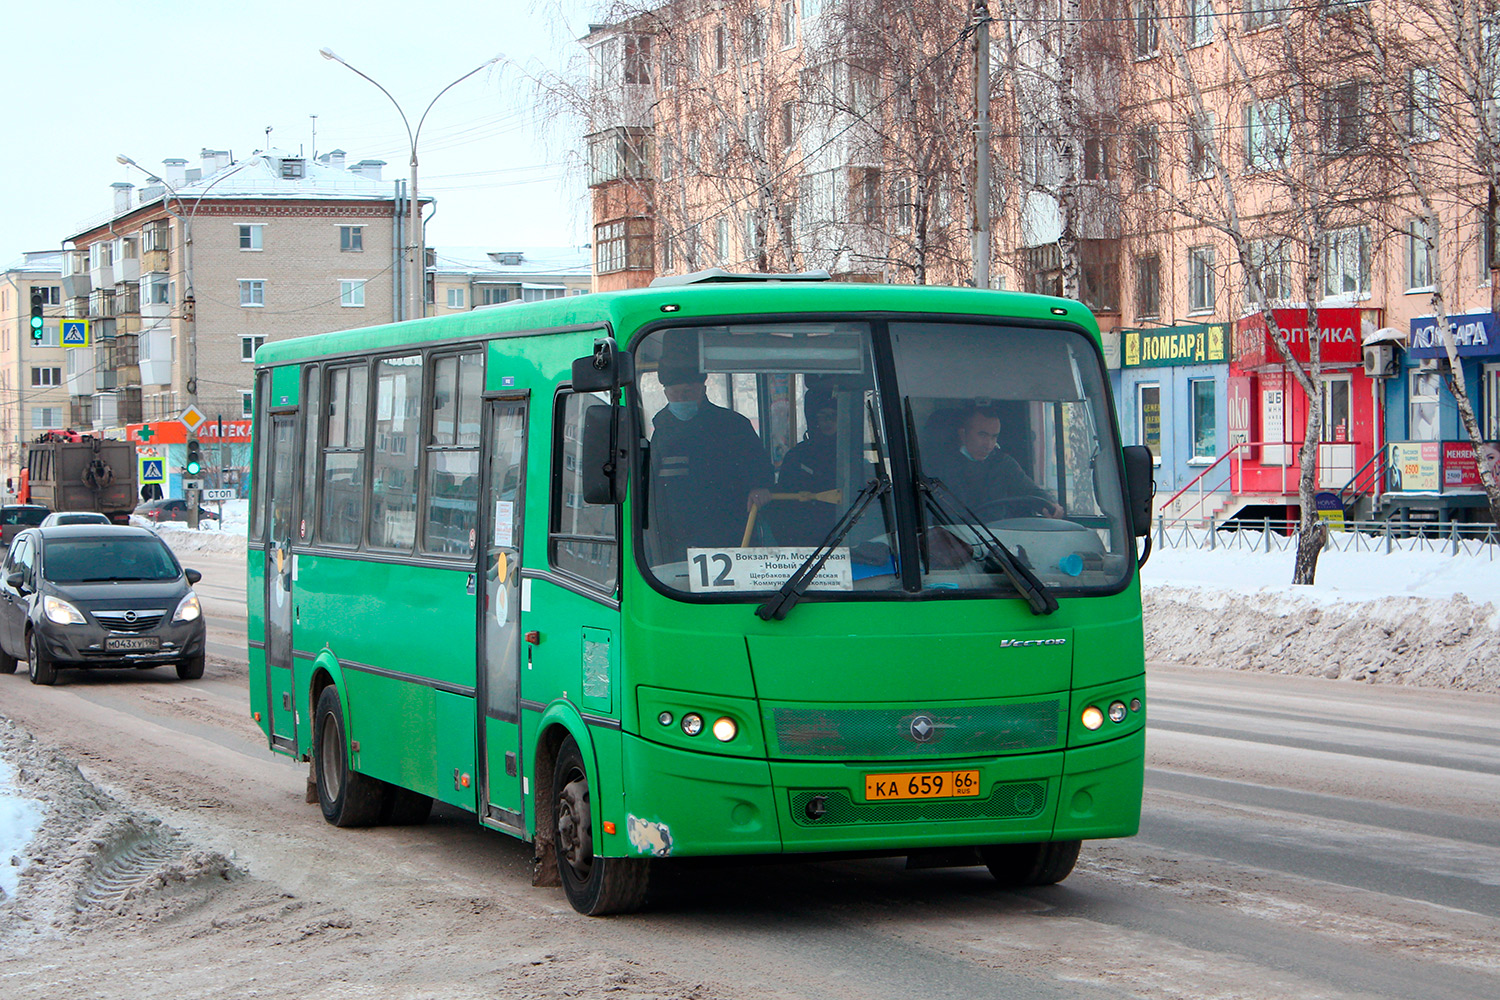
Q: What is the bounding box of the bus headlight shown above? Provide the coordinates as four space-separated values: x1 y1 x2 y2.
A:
712 717 737 742
680 713 704 737
43 595 86 625
173 592 202 623
1108 701 1128 724
1080 706 1104 731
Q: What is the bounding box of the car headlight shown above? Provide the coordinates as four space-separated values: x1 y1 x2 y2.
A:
173 592 202 623
43 595 86 625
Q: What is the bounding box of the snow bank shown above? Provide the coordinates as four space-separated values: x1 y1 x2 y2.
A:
0 752 43 903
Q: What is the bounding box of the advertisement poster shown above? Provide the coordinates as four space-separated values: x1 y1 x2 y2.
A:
1441 441 1500 488
1227 376 1252 454
1388 442 1441 491
1261 388 1287 465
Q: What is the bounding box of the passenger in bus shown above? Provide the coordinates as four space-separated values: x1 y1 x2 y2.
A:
929 405 1063 518
767 385 840 546
648 366 774 561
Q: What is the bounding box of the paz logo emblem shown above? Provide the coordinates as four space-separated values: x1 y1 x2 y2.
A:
909 714 936 743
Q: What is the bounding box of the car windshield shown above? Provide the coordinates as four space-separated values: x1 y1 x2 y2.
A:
3 508 48 526
632 319 1133 602
51 514 108 525
635 322 900 597
45 538 181 583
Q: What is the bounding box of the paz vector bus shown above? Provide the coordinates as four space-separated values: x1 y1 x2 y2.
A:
246 271 1154 915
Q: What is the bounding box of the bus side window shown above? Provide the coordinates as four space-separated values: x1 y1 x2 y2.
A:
550 390 618 591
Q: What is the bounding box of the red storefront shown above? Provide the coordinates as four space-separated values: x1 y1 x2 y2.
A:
1227 307 1382 512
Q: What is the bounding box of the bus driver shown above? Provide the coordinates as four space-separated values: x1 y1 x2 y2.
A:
929 405 1064 519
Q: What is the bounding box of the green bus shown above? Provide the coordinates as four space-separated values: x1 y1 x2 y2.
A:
247 272 1154 915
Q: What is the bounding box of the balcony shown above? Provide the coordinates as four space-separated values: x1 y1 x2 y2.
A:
96 370 119 391
141 249 170 273
61 272 91 299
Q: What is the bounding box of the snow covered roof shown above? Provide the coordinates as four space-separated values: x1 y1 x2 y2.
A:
430 246 592 279
3 251 63 274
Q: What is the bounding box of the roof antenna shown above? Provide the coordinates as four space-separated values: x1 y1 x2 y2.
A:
265 125 273 146
310 114 318 160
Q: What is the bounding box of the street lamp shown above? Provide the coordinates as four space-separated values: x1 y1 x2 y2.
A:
319 47 502 322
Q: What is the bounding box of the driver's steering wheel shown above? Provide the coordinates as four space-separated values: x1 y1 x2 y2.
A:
972 495 1051 520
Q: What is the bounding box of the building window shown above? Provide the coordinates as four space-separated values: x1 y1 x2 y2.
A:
1189 245 1216 313
340 280 366 307
1408 66 1440 140
1323 226 1372 298
661 231 675 272
239 279 265 307
1190 112 1217 179
1244 0 1281 29
716 218 730 261
714 24 728 70
1190 379 1216 460
1084 136 1109 180
241 390 254 417
1322 81 1368 155
851 168 882 223
1407 218 1435 291
1133 125 1159 185
1409 369 1441 440
241 334 265 362
34 285 61 305
447 287 467 309
31 407 62 430
481 287 509 305
280 158 305 179
781 0 797 47
30 367 61 387
624 35 652 85
1137 384 1161 455
1135 255 1161 319
744 13 766 61
596 221 626 273
340 226 363 252
1248 239 1291 301
1246 101 1290 171
238 225 263 250
894 177 913 232
1188 0 1215 45
1134 1 1159 58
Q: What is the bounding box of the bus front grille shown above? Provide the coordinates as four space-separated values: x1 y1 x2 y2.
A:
769 701 1061 759
790 781 1048 826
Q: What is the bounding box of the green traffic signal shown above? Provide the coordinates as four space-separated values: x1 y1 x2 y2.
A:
29 289 43 342
185 439 202 476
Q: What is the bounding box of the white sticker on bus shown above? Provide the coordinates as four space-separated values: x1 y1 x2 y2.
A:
685 547 853 594
494 501 515 547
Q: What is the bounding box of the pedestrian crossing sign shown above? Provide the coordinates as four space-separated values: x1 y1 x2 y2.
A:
139 456 165 485
61 320 90 347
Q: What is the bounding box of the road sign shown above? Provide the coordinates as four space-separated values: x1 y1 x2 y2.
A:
179 405 206 434
183 479 203 492
203 488 235 501
139 456 165 485
61 319 90 347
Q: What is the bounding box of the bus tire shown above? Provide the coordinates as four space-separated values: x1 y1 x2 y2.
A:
552 736 649 915
27 630 57 686
314 686 384 827
382 786 433 825
980 840 1081 887
176 653 205 680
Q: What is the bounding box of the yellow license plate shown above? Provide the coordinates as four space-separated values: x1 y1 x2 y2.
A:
864 769 981 801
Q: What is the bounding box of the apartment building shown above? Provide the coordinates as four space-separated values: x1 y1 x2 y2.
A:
62 147 421 438
428 247 592 311
0 252 68 478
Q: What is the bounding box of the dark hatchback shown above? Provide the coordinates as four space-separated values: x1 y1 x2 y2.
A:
133 499 219 522
0 525 206 685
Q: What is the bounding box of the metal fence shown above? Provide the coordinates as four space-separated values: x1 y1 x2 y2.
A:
1155 516 1500 559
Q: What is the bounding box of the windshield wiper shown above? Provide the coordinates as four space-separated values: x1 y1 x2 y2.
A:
903 397 1057 616
756 475 890 621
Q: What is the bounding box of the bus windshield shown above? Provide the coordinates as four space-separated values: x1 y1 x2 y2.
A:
634 320 1132 600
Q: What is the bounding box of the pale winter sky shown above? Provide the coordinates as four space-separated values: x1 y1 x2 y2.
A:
1 0 602 264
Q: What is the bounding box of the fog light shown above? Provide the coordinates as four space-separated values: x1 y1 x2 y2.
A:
1081 706 1104 731
1108 701 1128 724
1130 698 1142 713
681 713 704 736
712 717 737 742
657 711 673 727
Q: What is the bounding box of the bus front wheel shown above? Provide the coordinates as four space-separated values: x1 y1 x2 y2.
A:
314 686 384 827
552 737 650 915
980 840 1081 887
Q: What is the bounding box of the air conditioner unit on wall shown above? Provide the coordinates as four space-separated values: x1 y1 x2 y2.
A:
1363 343 1396 378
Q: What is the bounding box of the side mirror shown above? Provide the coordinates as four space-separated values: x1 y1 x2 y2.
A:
580 402 628 505
571 336 635 393
185 568 202 585
6 570 24 592
1122 446 1154 537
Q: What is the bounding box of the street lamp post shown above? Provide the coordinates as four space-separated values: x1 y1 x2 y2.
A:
319 48 501 322
116 153 252 527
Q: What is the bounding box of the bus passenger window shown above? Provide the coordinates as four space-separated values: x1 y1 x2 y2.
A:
423 352 483 556
368 354 424 551
321 363 368 546
551 391 617 590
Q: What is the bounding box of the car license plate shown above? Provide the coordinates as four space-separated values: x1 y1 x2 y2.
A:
105 636 161 652
864 769 981 801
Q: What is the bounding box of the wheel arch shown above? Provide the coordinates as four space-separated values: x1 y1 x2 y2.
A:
529 702 597 888
305 650 348 760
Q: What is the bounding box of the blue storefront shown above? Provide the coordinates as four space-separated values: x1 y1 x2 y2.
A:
1116 323 1230 498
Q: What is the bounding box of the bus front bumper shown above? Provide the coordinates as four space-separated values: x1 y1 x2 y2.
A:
612 730 1143 859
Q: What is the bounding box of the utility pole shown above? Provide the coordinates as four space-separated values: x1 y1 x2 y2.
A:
972 1 992 290
184 287 201 529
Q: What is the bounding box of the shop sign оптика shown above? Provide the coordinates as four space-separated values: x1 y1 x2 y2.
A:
1122 323 1228 367
1233 308 1364 369
1408 312 1500 360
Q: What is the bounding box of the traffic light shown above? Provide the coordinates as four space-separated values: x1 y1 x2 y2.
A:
185 438 202 477
29 289 44 343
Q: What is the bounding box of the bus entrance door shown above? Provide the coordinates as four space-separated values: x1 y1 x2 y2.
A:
477 400 527 833
262 413 298 752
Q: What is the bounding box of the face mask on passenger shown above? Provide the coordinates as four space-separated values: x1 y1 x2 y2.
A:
667 401 700 421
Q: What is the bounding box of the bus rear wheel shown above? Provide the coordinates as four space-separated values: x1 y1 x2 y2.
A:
313 686 384 827
980 840 1081 887
552 737 649 915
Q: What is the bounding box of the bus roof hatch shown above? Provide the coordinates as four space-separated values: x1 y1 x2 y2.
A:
649 268 832 287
